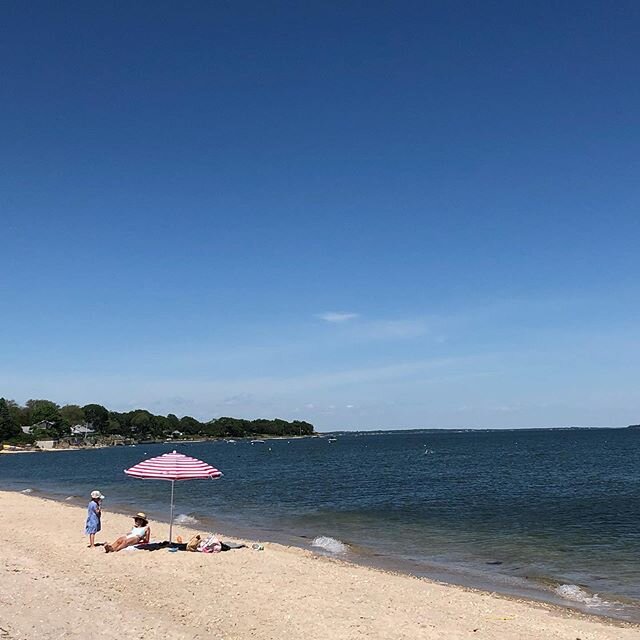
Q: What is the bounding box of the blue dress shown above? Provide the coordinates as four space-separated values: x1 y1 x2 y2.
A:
85 500 101 534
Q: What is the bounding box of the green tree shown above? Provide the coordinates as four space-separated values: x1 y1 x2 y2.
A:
179 416 202 435
60 404 85 426
102 418 120 435
0 398 21 441
202 420 225 438
24 399 69 438
26 399 60 424
6 400 28 426
130 410 153 436
215 416 251 437
2 396 316 441
83 404 109 433
152 415 170 438
291 420 314 436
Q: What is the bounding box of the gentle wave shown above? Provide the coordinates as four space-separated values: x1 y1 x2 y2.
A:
173 514 198 525
20 488 33 494
554 584 611 608
311 536 348 554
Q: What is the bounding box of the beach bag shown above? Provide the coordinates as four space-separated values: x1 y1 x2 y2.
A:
186 535 201 552
198 534 222 553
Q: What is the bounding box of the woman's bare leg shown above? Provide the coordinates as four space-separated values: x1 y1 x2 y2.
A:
88 533 96 547
106 536 140 552
105 536 128 552
111 536 131 552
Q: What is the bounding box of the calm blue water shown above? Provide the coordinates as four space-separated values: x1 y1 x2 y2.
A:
2 428 640 621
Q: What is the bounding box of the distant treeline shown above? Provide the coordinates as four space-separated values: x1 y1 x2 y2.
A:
0 398 314 443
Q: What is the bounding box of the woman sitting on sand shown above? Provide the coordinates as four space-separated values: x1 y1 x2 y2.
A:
104 513 150 553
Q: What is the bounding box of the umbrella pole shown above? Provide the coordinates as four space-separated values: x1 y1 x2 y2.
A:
169 480 175 543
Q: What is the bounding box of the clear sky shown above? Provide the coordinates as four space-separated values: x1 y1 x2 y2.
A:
2 2 639 429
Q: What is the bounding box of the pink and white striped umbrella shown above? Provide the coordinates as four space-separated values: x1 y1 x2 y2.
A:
124 450 222 542
125 450 223 481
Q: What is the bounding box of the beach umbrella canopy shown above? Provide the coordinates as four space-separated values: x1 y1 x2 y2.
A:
125 450 222 542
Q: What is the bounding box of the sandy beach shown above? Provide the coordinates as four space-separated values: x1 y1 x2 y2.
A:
0 492 637 639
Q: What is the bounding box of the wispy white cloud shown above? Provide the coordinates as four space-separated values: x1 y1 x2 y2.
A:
317 311 359 323
1 355 476 407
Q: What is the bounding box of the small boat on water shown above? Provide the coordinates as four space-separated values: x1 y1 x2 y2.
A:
251 439 266 444
328 437 337 443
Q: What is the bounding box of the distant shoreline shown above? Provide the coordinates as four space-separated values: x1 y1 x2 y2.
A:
4 426 637 453
319 425 631 434
1 433 316 454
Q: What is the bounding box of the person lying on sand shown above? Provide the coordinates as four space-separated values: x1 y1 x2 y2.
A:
104 513 150 553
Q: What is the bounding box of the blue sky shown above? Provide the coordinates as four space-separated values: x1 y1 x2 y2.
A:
2 2 639 428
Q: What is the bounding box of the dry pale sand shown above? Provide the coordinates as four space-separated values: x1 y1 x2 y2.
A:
0 491 637 640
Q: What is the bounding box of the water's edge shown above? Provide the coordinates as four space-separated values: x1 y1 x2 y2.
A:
9 486 639 627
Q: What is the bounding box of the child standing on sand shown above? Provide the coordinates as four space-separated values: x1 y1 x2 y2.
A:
85 490 104 547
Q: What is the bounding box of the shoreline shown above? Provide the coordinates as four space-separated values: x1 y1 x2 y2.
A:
0 434 315 454
8 486 640 625
1 491 638 639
